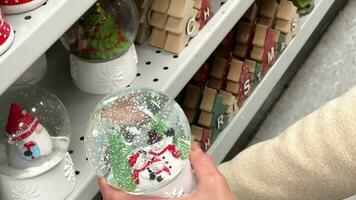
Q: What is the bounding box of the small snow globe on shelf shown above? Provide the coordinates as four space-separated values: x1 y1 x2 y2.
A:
0 85 71 179
85 87 196 197
15 54 47 85
61 0 139 94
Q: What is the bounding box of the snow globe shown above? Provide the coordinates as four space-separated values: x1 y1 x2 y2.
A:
85 87 197 197
61 0 139 94
0 85 76 200
15 54 47 85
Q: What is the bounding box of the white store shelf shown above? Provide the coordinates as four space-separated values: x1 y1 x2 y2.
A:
208 0 335 164
0 0 97 95
38 0 255 199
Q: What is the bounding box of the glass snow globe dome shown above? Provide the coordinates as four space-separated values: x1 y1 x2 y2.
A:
85 87 192 194
61 0 139 62
0 85 71 179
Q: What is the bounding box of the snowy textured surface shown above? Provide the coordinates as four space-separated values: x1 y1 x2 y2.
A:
249 1 356 199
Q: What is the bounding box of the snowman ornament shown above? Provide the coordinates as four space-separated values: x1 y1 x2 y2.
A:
129 150 157 191
5 103 53 169
147 128 185 183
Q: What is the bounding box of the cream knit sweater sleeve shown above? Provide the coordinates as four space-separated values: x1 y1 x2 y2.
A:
218 86 356 200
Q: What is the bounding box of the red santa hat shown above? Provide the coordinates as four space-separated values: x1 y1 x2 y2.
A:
5 103 40 142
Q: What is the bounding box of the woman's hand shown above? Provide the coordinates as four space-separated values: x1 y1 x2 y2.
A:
99 143 237 200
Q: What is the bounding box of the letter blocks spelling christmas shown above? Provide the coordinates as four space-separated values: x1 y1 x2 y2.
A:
176 0 300 151
179 84 228 152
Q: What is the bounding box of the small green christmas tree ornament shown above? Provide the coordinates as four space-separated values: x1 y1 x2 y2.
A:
84 87 197 197
61 0 139 94
108 131 136 191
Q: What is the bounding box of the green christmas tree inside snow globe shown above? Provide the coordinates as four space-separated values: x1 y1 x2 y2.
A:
61 0 139 94
69 2 132 61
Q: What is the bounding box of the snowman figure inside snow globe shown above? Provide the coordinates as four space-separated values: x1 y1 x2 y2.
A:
85 87 196 197
0 85 71 179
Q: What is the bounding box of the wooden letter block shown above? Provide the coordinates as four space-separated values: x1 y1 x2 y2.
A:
277 0 297 21
164 32 190 53
200 87 217 112
235 22 254 44
225 81 240 95
168 0 193 19
198 111 213 128
242 3 258 24
207 78 225 90
275 19 291 33
210 57 229 79
200 128 212 152
184 108 196 124
183 84 202 109
253 24 268 48
191 125 204 141
192 63 211 86
150 12 168 29
259 0 278 18
151 0 171 13
233 44 249 59
150 28 168 48
226 59 244 82
250 46 264 62
258 16 274 28
219 90 236 106
165 16 186 34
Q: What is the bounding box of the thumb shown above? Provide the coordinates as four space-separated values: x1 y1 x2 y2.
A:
189 143 220 183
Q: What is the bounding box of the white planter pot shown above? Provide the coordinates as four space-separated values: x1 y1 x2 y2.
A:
70 45 138 95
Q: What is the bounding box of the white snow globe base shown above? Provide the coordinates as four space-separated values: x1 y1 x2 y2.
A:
0 153 76 200
70 45 138 94
147 162 197 197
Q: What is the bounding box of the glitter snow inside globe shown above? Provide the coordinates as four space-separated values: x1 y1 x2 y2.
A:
0 85 71 179
85 87 196 197
61 0 139 94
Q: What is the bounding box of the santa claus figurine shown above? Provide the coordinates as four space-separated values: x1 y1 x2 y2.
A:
5 103 53 168
0 8 14 55
0 0 47 14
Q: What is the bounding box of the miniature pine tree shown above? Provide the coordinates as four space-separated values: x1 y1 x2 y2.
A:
108 129 136 192
173 136 190 160
71 2 131 61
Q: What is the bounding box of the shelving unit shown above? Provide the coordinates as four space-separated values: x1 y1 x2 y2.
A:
0 0 97 94
0 0 338 199
209 0 335 163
